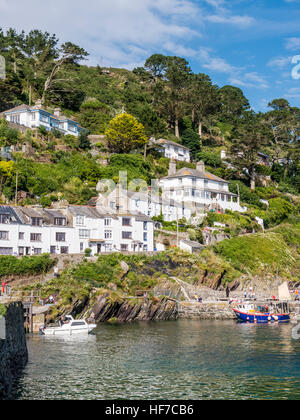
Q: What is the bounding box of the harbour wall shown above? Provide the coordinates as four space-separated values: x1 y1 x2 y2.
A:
0 301 28 400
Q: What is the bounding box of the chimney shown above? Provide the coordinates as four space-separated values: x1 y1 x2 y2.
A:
53 108 62 117
221 150 227 160
196 161 205 173
35 99 43 109
168 159 177 176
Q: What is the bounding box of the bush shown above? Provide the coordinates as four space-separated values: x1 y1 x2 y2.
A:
84 248 92 257
0 254 55 277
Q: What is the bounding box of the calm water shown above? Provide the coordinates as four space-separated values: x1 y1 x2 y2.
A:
16 320 300 400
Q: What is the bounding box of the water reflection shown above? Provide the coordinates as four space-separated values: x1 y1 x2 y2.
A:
16 320 300 400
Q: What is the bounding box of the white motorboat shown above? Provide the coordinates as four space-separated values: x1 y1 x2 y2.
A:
39 315 97 336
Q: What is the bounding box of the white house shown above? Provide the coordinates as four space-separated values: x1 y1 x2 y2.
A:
160 161 247 214
66 205 154 254
95 186 192 223
0 206 77 256
2 100 83 136
0 204 154 256
154 139 190 162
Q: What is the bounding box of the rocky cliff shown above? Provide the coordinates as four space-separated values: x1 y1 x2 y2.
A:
0 301 28 400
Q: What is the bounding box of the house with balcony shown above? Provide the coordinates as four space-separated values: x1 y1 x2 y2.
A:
95 185 192 223
2 100 83 136
160 161 247 214
154 138 190 163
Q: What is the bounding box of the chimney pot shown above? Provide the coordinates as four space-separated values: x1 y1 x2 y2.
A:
53 108 62 117
196 161 205 173
168 159 177 176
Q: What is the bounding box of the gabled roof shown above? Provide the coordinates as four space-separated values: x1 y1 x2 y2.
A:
0 206 23 224
162 167 228 183
3 104 31 114
156 138 190 151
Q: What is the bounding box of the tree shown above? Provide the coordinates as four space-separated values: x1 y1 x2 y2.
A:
105 113 148 154
230 112 268 190
218 85 250 123
144 54 168 79
78 99 112 133
188 73 219 137
181 128 201 159
0 160 15 194
41 42 88 104
78 131 91 150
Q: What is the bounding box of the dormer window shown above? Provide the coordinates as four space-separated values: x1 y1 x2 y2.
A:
54 217 66 226
0 214 11 224
31 217 43 226
76 215 84 225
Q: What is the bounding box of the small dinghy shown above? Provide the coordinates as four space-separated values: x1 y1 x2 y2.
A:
40 315 97 336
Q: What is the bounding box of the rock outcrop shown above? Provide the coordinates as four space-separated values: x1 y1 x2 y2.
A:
0 301 28 400
86 293 178 323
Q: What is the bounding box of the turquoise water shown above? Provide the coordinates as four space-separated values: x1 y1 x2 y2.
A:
16 320 300 400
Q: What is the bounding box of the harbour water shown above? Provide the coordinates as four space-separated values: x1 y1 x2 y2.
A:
16 320 300 400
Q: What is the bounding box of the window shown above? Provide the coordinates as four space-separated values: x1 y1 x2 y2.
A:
143 222 147 231
56 233 66 242
50 246 56 254
54 217 66 226
122 218 131 227
0 231 9 240
143 232 148 242
0 214 11 224
104 218 112 226
80 242 84 252
60 246 69 254
19 232 24 240
40 113 49 123
79 229 90 239
76 215 84 225
33 248 42 255
0 247 13 255
121 244 128 251
18 247 24 256
31 217 43 226
68 123 76 132
10 114 20 124
30 233 42 242
31 113 36 121
122 231 132 239
105 230 112 239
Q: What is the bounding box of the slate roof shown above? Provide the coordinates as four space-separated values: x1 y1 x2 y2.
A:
163 167 228 183
156 138 190 151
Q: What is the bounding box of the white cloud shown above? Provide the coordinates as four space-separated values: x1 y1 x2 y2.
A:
204 0 255 28
0 0 202 68
285 37 300 51
267 56 292 69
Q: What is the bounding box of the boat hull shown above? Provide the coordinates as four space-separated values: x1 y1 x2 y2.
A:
41 324 97 336
233 309 290 323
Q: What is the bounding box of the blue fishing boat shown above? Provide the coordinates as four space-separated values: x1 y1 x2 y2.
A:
232 303 290 323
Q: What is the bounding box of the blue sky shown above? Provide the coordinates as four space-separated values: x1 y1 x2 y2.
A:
1 0 300 111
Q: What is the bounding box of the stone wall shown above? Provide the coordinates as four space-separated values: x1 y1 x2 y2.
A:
0 301 28 400
179 301 236 320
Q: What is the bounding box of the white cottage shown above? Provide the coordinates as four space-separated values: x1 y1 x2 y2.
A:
161 161 246 214
155 139 190 163
0 206 77 256
66 204 154 255
2 100 83 136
